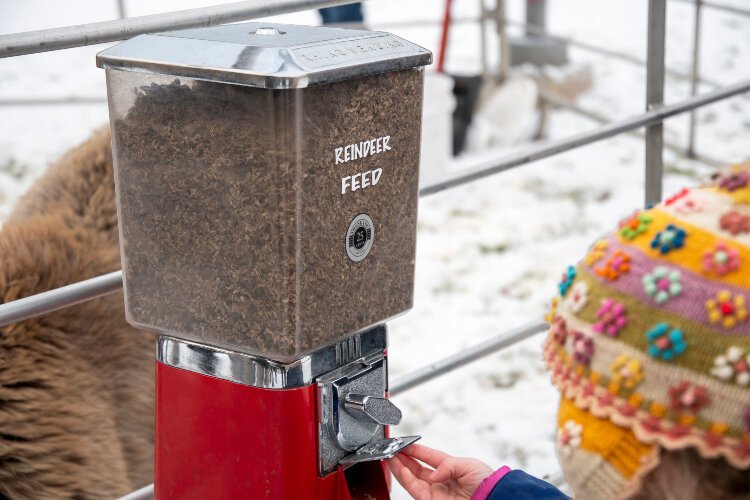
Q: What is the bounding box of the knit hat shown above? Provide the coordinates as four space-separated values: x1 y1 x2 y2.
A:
545 164 750 499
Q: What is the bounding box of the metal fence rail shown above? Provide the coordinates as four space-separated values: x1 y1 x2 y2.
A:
390 320 548 396
420 77 750 197
0 97 106 106
538 88 725 167
674 0 750 17
0 0 359 58
119 484 154 500
0 271 122 328
504 18 722 89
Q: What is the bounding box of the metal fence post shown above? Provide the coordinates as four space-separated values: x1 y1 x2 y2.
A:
645 0 667 207
479 0 490 80
116 0 127 19
526 0 546 36
687 0 703 158
497 0 510 81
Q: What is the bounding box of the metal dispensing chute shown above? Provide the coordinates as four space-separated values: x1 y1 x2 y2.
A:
98 22 430 499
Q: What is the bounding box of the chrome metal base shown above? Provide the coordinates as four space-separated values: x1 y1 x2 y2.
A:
156 325 387 389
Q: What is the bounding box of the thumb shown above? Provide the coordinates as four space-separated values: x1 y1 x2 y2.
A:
428 457 460 483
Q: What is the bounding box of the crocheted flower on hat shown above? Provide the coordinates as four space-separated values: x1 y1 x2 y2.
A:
711 346 750 385
642 266 682 304
593 298 628 336
585 240 609 267
706 290 748 329
650 224 687 254
619 211 653 240
557 420 583 457
564 281 589 314
717 170 750 192
572 331 594 366
720 210 750 235
611 354 644 390
646 323 687 361
596 250 631 281
665 188 706 215
559 266 576 296
546 296 560 323
668 381 710 414
702 242 741 276
550 315 568 345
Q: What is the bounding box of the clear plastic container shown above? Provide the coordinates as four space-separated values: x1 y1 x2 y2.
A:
99 23 430 360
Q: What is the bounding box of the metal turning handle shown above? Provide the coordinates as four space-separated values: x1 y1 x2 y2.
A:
343 393 402 426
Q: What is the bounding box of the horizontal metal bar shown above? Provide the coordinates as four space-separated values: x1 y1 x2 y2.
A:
0 271 122 328
419 77 750 197
119 483 153 500
389 320 548 397
0 0 359 58
0 97 107 106
1 9 726 106
672 0 750 17
505 19 721 89
538 88 724 167
364 16 722 89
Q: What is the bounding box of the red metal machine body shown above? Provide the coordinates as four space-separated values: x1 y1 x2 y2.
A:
154 327 408 499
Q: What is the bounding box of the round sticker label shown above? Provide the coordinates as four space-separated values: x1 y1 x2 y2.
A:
345 214 374 262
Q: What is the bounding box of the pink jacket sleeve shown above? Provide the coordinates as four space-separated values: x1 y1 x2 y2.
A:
470 466 512 500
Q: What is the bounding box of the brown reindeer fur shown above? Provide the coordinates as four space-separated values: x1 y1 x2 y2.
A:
0 128 154 499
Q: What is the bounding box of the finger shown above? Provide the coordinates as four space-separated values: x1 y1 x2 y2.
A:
389 457 431 500
387 457 406 479
428 457 461 482
396 452 435 481
402 444 451 468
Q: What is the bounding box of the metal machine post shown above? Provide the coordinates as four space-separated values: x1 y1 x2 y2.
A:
509 0 568 67
645 0 667 207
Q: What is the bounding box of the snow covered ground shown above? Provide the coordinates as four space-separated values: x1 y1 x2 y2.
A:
1 0 749 497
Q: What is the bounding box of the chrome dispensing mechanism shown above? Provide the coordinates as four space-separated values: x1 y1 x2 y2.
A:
317 342 419 474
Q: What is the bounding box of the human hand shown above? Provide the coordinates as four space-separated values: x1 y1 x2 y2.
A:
387 444 494 500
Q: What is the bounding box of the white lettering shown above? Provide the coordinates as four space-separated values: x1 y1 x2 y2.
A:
336 135 390 195
340 168 383 195
333 135 393 165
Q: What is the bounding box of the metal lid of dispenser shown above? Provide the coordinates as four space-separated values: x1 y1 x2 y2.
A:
96 22 432 89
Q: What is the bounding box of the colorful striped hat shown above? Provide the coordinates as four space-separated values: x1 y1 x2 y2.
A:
545 163 750 498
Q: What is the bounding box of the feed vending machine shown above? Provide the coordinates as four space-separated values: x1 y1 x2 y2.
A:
99 22 431 499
